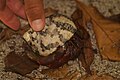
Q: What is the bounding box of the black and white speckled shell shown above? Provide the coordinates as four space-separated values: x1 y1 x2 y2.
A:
23 14 77 56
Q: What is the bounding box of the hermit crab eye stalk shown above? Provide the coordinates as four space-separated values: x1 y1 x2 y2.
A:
23 14 77 56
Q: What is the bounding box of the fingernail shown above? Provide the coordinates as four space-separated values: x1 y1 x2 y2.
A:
31 19 44 31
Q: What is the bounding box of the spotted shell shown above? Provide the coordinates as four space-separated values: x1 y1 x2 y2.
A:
23 14 77 56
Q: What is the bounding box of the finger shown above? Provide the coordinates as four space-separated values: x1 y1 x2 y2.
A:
0 6 20 30
24 0 45 31
19 0 24 4
0 0 6 11
7 0 26 19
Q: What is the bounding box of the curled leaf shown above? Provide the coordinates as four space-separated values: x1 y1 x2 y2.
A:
75 0 120 61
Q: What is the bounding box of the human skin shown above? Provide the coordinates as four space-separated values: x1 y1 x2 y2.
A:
0 0 45 31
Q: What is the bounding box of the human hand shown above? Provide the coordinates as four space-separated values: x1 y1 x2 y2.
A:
0 0 45 31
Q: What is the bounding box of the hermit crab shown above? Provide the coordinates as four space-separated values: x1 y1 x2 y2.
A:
23 13 94 71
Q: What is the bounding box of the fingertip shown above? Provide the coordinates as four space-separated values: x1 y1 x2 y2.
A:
0 5 21 31
7 21 20 31
6 14 21 30
10 24 20 31
24 0 45 31
31 19 45 31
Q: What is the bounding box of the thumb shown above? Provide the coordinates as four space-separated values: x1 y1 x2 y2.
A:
24 0 45 31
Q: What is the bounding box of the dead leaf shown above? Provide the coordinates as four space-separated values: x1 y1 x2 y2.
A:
80 71 114 80
44 8 58 17
78 39 94 74
72 6 95 74
41 64 81 80
0 26 30 44
75 0 120 61
4 43 39 76
108 14 120 23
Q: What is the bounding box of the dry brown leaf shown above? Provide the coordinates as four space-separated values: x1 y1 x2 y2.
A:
80 71 114 80
41 64 81 80
44 8 58 17
108 14 120 22
72 11 94 74
75 0 120 61
4 43 39 76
